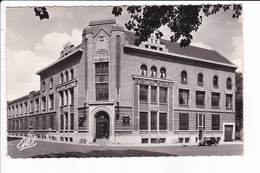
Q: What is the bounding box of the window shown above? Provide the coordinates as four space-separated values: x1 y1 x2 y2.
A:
160 68 166 78
41 96 46 111
50 77 53 89
20 103 23 115
198 73 203 85
226 94 233 109
150 86 157 103
139 112 148 130
159 113 167 130
70 68 74 79
30 100 34 112
227 77 232 89
59 91 64 106
159 87 167 103
140 65 147 76
35 99 39 112
60 114 64 130
213 75 218 87
196 91 205 107
179 89 189 106
150 66 157 77
140 85 148 102
151 112 157 130
69 88 74 105
65 71 69 81
60 73 64 83
179 113 189 130
36 117 39 130
197 114 205 128
212 114 220 130
64 90 68 106
50 115 54 130
42 81 45 91
211 93 220 108
95 62 109 100
181 71 187 83
24 118 27 130
49 94 54 110
42 116 46 130
70 113 74 130
24 102 27 114
65 113 68 130
15 105 18 116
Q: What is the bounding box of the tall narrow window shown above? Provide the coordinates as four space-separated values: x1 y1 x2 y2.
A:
59 91 64 106
150 66 157 77
50 77 53 89
20 103 23 115
179 113 189 130
151 112 157 130
24 118 27 130
213 75 218 87
211 92 220 108
95 62 109 100
159 113 167 130
65 71 69 81
70 113 74 130
159 87 167 103
226 94 233 109
42 116 46 130
227 77 232 89
78 113 86 129
70 68 74 80
60 73 64 83
140 85 148 102
64 90 68 106
60 114 64 130
150 86 157 103
42 81 45 91
50 115 54 130
24 102 27 114
35 99 39 112
179 89 189 106
49 94 54 110
65 113 68 130
139 112 148 130
181 71 187 83
198 73 203 85
30 100 34 112
140 65 147 76
212 114 220 130
41 96 46 111
160 68 166 78
196 91 205 107
36 117 39 130
69 88 74 105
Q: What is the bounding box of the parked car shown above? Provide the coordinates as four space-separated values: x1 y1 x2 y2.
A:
198 137 219 146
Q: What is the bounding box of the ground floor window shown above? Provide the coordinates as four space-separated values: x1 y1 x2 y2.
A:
60 114 64 130
212 114 220 130
50 115 54 130
151 112 157 130
70 113 74 130
179 113 189 130
139 112 148 130
78 113 86 129
159 113 167 130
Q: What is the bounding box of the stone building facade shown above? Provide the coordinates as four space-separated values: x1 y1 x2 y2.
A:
7 19 236 144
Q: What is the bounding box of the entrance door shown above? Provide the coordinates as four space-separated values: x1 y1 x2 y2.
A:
224 125 233 141
95 111 109 139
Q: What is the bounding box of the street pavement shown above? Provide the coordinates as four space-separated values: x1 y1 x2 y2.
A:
7 138 243 158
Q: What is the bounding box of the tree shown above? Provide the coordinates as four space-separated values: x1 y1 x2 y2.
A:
235 72 243 139
34 7 49 20
112 5 242 47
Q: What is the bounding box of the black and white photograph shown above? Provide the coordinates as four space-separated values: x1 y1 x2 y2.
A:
2 3 245 159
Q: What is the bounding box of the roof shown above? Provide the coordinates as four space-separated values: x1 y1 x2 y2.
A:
124 31 236 66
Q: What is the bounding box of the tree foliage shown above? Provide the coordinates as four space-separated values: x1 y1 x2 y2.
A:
235 72 243 134
112 5 242 47
34 7 49 20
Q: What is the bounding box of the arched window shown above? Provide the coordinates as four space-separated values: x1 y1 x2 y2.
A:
65 71 69 81
70 68 74 79
50 77 53 89
150 66 157 77
181 71 187 83
60 73 64 83
42 81 45 91
213 75 218 87
160 68 166 78
198 73 203 85
227 77 232 89
140 65 147 76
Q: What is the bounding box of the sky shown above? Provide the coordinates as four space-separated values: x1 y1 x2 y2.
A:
5 5 243 101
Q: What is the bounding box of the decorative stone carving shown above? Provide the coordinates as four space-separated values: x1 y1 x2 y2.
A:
56 81 77 92
60 42 75 58
150 105 159 112
133 76 173 87
94 35 110 61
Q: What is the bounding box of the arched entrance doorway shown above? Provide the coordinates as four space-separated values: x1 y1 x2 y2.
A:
95 111 109 139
